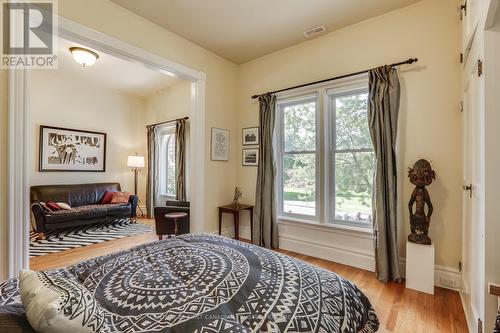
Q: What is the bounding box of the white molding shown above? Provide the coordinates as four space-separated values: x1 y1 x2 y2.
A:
7 69 31 279
278 234 375 272
460 291 475 333
278 219 373 239
6 15 207 277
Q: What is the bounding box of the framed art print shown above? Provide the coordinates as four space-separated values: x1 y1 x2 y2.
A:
211 127 229 161
39 125 107 172
242 127 259 145
242 148 259 166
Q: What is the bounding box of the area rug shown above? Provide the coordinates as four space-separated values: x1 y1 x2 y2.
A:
29 218 154 257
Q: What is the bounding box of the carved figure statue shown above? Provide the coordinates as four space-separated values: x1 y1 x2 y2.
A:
407 159 436 245
232 187 242 207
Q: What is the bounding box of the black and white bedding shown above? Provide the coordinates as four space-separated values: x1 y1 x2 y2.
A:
0 234 379 332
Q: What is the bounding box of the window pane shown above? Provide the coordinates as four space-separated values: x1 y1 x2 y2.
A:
335 93 371 150
283 100 316 152
334 151 374 224
283 154 315 216
166 135 176 197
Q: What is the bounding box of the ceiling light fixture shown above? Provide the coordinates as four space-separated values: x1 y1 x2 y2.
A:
69 47 99 67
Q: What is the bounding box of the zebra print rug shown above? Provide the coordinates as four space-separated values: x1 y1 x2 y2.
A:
29 218 154 257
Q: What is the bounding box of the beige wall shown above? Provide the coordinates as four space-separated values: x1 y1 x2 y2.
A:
28 70 145 201
236 0 462 269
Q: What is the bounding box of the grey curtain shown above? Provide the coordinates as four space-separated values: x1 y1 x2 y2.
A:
253 93 278 249
175 119 187 201
368 65 402 282
146 125 158 218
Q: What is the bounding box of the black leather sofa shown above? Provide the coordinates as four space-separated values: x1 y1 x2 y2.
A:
30 183 138 239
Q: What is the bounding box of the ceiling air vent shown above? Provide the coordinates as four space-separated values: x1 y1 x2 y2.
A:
304 25 326 38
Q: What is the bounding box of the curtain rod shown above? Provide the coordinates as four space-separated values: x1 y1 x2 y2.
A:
146 116 189 128
250 58 418 99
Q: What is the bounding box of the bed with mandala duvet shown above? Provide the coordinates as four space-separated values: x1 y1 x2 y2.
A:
0 234 379 333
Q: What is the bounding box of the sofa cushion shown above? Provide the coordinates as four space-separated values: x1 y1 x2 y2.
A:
105 203 131 216
44 204 130 224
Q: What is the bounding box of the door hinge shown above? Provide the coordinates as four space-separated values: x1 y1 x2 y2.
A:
460 53 464 63
460 101 464 113
478 318 483 333
460 1 467 20
458 261 462 272
463 184 472 198
478 59 483 77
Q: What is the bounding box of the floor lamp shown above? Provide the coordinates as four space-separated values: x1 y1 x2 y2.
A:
127 154 145 218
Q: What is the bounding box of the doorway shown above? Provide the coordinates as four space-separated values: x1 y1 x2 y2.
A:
6 16 206 279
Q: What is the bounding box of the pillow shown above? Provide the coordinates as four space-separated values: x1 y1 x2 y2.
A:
37 202 52 212
100 191 115 204
110 191 130 204
19 270 106 333
45 202 61 211
56 202 72 210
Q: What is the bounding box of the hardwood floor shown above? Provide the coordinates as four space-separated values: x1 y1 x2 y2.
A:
29 219 468 333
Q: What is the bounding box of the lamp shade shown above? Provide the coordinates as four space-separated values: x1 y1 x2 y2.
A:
127 155 145 168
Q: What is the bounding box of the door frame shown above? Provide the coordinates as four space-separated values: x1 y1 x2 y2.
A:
6 16 207 278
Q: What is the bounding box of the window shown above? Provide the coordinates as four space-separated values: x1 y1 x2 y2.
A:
278 96 318 218
276 79 374 228
330 90 373 226
158 126 176 198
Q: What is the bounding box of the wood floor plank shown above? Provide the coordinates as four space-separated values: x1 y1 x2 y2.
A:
29 219 468 332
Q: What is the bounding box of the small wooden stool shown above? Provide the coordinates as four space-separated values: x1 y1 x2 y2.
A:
159 212 187 240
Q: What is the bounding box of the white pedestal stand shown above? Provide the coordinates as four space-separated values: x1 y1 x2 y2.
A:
405 241 435 295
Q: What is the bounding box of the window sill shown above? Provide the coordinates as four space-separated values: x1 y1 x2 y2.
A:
277 216 373 239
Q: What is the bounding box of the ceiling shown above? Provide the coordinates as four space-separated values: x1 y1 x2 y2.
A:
54 38 183 98
110 0 422 64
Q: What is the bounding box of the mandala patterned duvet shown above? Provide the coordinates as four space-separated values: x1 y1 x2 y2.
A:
0 234 379 332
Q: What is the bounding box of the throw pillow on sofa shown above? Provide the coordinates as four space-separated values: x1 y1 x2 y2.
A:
37 202 52 212
56 202 72 210
19 270 106 333
111 191 130 204
101 191 115 204
45 202 61 211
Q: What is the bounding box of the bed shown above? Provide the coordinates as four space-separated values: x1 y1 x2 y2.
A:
0 234 379 332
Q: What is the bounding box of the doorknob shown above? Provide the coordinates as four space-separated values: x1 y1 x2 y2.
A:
463 184 472 198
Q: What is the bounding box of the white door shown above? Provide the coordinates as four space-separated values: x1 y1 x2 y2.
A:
462 0 480 54
462 36 485 331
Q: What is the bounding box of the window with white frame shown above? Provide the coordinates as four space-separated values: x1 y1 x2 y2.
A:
276 79 373 228
158 126 176 198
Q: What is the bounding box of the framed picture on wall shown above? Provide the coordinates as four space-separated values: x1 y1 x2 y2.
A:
242 127 259 145
242 148 259 166
211 127 229 161
39 125 107 172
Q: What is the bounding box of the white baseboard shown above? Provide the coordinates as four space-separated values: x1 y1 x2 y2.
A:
278 234 376 272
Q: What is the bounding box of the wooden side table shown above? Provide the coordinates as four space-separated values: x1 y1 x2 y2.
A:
218 204 253 242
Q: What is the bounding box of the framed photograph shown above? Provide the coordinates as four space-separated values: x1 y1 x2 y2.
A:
39 125 107 172
242 148 259 166
211 128 229 161
242 127 259 145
